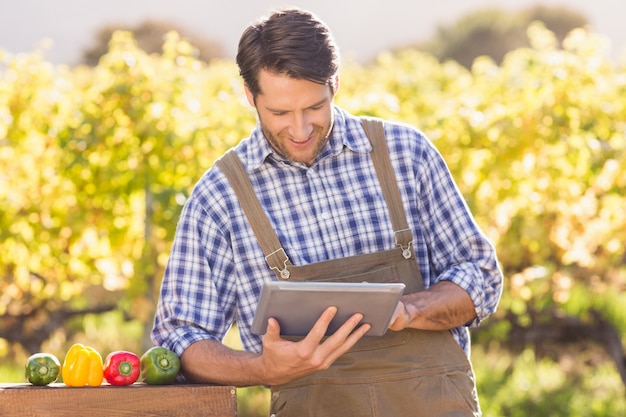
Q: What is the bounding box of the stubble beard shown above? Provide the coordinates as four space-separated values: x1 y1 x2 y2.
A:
260 116 334 166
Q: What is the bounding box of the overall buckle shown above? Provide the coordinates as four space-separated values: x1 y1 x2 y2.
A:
265 247 291 279
394 228 414 259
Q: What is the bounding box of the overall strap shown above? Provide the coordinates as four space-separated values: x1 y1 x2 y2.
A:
361 117 414 258
215 117 414 278
215 151 293 279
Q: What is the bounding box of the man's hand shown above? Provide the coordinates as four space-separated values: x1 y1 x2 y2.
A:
180 306 370 386
388 300 411 331
259 306 370 386
387 281 476 332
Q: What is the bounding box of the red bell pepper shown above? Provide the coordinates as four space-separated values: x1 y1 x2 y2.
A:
103 350 140 386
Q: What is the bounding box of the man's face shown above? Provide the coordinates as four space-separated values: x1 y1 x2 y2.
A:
245 69 337 166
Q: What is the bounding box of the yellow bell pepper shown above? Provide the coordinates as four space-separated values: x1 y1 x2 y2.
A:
61 343 104 386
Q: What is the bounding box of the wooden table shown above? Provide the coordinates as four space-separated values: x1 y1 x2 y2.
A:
0 383 237 416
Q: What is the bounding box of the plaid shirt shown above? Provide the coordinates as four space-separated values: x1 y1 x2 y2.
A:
151 106 502 358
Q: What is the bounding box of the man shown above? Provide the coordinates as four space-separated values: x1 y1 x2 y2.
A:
152 7 502 416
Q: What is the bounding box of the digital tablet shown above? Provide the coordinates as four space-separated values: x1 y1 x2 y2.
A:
251 281 405 337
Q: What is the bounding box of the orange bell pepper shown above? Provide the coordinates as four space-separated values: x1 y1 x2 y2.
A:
61 343 104 386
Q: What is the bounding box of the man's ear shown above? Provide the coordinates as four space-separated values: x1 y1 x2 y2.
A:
244 84 255 107
333 74 340 96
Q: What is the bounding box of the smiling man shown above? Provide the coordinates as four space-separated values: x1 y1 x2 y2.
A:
249 69 336 166
151 7 503 417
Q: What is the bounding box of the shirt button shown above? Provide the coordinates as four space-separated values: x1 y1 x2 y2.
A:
321 211 331 220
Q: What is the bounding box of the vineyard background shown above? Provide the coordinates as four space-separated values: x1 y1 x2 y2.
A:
1 22 625 416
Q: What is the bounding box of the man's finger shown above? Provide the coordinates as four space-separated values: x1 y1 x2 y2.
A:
304 305 338 342
319 314 370 366
262 317 281 341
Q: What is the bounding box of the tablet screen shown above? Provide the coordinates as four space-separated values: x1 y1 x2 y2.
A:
251 281 405 337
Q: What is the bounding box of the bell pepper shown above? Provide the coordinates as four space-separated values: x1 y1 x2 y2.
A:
25 352 61 386
103 350 140 386
140 346 180 385
61 343 104 386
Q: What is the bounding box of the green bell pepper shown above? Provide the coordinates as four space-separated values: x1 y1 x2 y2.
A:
140 346 180 385
25 352 61 386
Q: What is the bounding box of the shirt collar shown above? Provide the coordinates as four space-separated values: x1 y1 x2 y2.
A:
244 106 373 170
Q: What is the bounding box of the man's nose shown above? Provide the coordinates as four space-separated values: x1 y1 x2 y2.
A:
290 113 312 141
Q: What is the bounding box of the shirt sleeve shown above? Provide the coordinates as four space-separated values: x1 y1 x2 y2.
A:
150 191 238 357
417 139 503 326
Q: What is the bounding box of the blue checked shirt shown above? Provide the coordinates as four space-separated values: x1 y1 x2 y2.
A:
151 106 503 358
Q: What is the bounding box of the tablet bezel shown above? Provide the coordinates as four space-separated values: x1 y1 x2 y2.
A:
251 281 405 337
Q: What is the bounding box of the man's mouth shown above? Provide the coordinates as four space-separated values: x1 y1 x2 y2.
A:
290 136 314 146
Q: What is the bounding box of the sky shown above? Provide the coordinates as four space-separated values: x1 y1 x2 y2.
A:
0 0 624 66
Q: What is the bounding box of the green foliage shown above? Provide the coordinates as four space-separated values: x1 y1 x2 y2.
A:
473 346 625 416
82 20 224 66
0 32 255 355
416 5 588 67
1 25 625 415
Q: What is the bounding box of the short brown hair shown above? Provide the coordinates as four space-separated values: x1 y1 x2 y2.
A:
236 8 340 99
